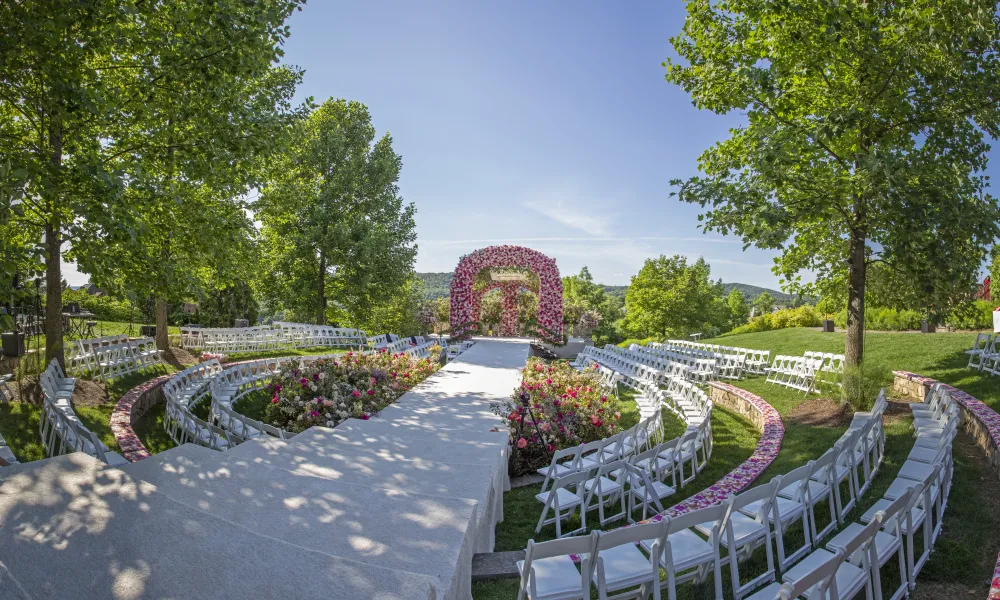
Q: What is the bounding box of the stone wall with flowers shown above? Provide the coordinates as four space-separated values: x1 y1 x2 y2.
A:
492 358 627 477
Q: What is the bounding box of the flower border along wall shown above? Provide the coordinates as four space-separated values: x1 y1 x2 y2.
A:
450 245 563 342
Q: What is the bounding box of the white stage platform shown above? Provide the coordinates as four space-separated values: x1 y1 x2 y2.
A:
0 338 526 600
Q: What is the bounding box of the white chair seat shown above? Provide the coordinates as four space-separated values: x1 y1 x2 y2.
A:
516 555 584 599
905 445 942 464
631 480 675 501
782 549 866 599
536 488 584 510
745 582 783 600
883 478 919 501
826 523 900 564
780 479 830 501
584 476 621 495
537 463 576 479
662 528 714 570
861 499 925 532
701 511 765 548
741 496 804 524
897 460 935 482
591 542 655 590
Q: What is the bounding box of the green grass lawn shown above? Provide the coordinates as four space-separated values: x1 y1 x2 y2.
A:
472 328 1000 598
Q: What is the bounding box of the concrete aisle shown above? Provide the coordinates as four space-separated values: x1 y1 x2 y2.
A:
0 338 527 600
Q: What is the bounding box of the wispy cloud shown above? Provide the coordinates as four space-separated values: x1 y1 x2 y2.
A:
521 200 611 236
421 236 741 246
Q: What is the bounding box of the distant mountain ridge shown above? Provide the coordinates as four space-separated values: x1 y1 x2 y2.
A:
415 272 796 303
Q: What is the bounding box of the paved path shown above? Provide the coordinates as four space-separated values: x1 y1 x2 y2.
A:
0 338 526 600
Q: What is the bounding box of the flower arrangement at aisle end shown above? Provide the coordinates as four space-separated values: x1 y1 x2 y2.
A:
491 357 628 477
264 346 443 433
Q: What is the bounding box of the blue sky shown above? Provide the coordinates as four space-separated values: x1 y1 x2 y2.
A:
274 0 781 287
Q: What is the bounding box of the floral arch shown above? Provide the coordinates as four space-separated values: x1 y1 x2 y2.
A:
450 245 563 342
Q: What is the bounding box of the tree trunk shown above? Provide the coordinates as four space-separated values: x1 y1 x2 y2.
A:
844 228 867 368
44 222 64 368
155 297 169 350
316 250 326 325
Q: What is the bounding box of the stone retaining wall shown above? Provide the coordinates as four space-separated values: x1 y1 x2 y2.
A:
109 374 173 463
890 370 1000 600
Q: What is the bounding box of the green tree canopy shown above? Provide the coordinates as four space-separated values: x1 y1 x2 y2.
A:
0 0 304 362
726 288 750 329
257 98 417 327
624 256 728 339
667 0 1000 366
752 291 776 316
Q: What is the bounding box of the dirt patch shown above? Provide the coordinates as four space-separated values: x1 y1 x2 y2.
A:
787 396 852 427
882 397 915 426
164 347 198 369
909 581 980 599
72 379 109 407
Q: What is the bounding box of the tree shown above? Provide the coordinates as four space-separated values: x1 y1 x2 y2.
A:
752 291 775 317
726 289 750 329
562 266 625 343
667 1 1000 367
0 0 304 364
624 256 727 339
257 99 417 327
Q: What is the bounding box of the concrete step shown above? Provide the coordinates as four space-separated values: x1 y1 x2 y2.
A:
106 451 479 600
121 443 220 481
0 452 441 600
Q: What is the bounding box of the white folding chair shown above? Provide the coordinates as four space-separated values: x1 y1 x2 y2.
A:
516 531 600 600
535 470 589 538
592 521 666 600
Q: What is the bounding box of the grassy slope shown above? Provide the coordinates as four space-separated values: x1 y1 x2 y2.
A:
473 328 999 598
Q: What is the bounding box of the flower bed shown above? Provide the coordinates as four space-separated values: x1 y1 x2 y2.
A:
264 347 443 432
492 357 628 477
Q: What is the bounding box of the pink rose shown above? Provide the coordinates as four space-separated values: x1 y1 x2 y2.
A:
516 438 528 449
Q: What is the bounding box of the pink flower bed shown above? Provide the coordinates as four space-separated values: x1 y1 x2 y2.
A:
893 370 1000 600
450 245 563 342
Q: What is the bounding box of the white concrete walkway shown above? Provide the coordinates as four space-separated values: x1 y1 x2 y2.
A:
0 338 527 600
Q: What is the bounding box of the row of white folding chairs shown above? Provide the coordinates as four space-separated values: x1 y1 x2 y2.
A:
67 334 129 373
37 360 129 466
619 345 719 383
161 359 222 409
88 338 164 381
164 397 243 450
765 355 824 394
967 332 1000 375
654 340 771 375
576 346 715 386
535 427 709 538
518 468 898 600
536 412 714 536
181 326 282 352
656 379 713 424
273 322 366 349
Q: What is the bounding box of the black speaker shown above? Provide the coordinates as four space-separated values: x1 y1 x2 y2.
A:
1 332 25 357
140 325 156 337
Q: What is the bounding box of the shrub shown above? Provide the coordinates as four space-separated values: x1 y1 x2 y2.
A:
947 300 995 330
492 357 629 477
728 305 822 335
833 307 922 331
841 365 891 411
62 289 135 322
617 337 661 348
264 347 442 432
